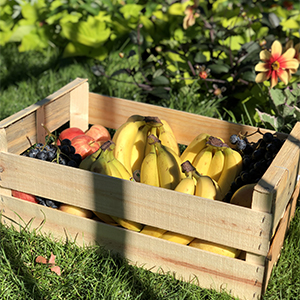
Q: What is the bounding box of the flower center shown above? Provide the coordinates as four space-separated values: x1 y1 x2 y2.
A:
272 61 280 71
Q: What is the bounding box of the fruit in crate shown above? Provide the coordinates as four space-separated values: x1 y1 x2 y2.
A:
59 204 93 218
230 183 256 208
89 140 144 232
189 239 241 258
85 124 111 145
12 190 39 204
223 130 285 203
57 127 84 145
71 134 100 160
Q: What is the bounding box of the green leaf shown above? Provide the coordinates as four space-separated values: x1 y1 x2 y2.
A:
194 52 207 63
255 108 279 131
9 24 35 42
242 71 256 82
268 13 280 28
18 28 49 52
269 88 285 106
148 87 170 99
207 63 230 74
153 69 164 78
119 4 143 21
168 3 184 16
59 12 82 24
152 76 170 86
284 88 296 105
281 18 299 30
63 42 108 60
294 105 300 119
61 17 111 48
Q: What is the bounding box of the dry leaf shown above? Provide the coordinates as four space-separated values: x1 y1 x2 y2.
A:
50 265 61 276
48 252 56 265
35 256 48 264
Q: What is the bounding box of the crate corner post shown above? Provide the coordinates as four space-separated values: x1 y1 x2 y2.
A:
69 79 89 132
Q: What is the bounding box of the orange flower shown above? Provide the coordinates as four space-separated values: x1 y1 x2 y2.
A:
285 40 300 73
255 40 299 88
183 1 200 30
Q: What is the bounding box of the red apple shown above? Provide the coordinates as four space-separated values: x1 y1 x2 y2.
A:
71 134 100 159
57 127 85 145
85 124 111 146
12 190 39 204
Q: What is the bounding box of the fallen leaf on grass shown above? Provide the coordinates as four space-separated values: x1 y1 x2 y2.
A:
35 252 61 276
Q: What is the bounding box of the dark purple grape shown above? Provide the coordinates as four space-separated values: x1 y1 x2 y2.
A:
234 175 243 188
256 138 267 150
59 156 68 165
36 143 44 148
45 199 59 209
69 153 82 165
243 143 254 155
61 139 72 146
223 191 234 203
28 148 40 158
236 139 247 151
242 155 252 169
266 142 278 154
264 151 273 160
263 132 274 143
241 172 251 183
60 145 70 155
67 160 78 168
36 150 48 161
230 134 240 145
69 145 76 155
252 148 264 161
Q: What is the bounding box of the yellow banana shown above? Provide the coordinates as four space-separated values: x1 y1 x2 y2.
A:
217 147 241 200
144 126 158 157
93 211 118 225
131 124 151 174
157 119 180 156
151 134 181 190
206 149 225 182
192 146 213 176
140 225 167 238
174 171 195 195
165 145 185 180
160 231 194 245
231 149 243 176
90 148 112 176
189 239 241 258
180 133 210 163
79 147 102 170
113 118 147 176
140 141 160 187
109 216 144 232
194 171 220 200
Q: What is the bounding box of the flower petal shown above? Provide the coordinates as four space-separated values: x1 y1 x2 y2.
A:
280 48 296 61
277 69 289 85
282 58 300 70
255 63 269 72
271 40 282 60
255 72 270 83
270 71 278 88
260 49 272 61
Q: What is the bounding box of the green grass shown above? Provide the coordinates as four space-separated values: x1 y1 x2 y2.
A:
1 43 300 299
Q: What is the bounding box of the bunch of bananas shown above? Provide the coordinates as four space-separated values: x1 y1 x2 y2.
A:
180 134 243 199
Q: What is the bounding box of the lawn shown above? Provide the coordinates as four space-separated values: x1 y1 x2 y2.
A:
1 43 300 300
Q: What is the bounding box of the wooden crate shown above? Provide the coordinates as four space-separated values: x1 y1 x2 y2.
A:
1 78 300 300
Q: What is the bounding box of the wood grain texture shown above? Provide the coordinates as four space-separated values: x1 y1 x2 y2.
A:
0 78 88 154
70 81 89 131
262 179 300 293
252 122 300 235
1 195 265 300
88 93 288 146
0 151 273 256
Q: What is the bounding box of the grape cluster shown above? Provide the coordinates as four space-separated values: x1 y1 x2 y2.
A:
224 132 285 202
23 139 82 208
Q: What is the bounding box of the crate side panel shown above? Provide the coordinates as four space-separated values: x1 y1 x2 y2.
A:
0 78 87 129
253 122 300 233
0 152 272 256
1 94 70 155
262 179 300 293
1 195 264 300
88 93 287 146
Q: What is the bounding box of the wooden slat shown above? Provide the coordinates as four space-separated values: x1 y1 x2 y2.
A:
252 122 300 235
0 78 88 155
0 152 273 256
1 195 265 300
70 81 89 131
88 93 288 146
262 179 300 293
